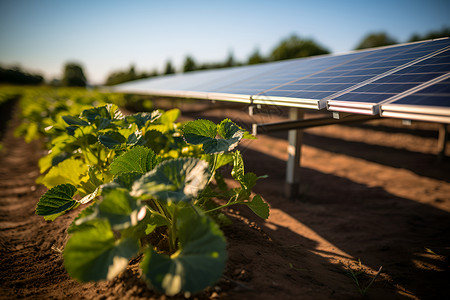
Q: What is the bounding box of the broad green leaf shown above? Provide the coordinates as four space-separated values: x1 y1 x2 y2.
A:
214 153 234 169
80 104 124 130
68 204 98 234
150 108 180 132
138 130 167 153
81 104 123 123
160 108 180 125
110 146 160 175
214 119 245 152
126 130 142 146
182 119 217 145
97 118 112 130
145 224 158 235
108 104 125 120
241 172 259 190
203 139 240 154
141 209 226 296
70 126 97 147
245 195 270 219
217 119 244 140
38 151 70 174
64 220 139 282
81 105 108 122
202 153 234 172
131 158 210 203
36 184 78 221
66 125 78 136
98 131 126 149
97 189 147 230
144 213 169 235
62 115 89 126
125 111 161 129
218 119 255 140
101 172 142 192
38 157 89 188
77 167 104 199
183 119 245 154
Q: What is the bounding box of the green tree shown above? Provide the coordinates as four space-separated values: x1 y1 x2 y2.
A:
164 60 175 75
408 27 450 42
105 65 158 86
0 66 44 85
354 32 397 50
270 34 330 61
247 48 265 65
62 62 87 87
128 65 136 78
224 51 236 67
183 56 197 73
105 65 136 86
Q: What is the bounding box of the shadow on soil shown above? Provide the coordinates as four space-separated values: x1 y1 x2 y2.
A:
238 145 450 300
302 132 450 182
180 106 450 298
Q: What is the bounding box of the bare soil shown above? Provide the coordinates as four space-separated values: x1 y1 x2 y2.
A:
1 101 449 300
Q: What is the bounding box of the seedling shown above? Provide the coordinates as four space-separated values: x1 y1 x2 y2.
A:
345 259 382 296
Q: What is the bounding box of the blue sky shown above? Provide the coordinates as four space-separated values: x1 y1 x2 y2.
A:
1 0 449 84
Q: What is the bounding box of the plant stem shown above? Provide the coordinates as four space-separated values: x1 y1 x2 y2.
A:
203 200 244 214
362 266 382 294
169 205 178 254
206 154 218 186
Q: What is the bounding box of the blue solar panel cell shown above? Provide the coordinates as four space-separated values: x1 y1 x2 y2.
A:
333 93 393 103
262 41 448 104
392 95 450 106
374 73 441 83
114 38 450 121
418 83 450 94
380 69 449 122
328 43 450 109
349 83 417 93
390 77 450 106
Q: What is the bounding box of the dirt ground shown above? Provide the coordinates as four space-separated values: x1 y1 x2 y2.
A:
1 101 449 300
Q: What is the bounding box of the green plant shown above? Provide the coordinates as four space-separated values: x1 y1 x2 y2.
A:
345 259 382 296
14 87 127 143
32 102 269 296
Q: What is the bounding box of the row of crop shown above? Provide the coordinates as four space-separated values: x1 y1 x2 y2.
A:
0 85 23 105
0 86 26 149
15 88 269 296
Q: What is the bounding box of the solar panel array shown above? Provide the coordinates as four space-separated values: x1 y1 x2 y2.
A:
114 38 450 123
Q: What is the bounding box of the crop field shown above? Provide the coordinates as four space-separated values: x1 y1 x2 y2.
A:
0 86 449 299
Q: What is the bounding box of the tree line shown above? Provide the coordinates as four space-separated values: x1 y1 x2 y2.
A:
1 28 448 87
0 66 44 85
104 28 449 86
104 34 331 86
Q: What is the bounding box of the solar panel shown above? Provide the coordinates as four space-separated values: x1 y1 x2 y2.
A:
380 73 450 123
224 52 371 109
327 39 450 114
113 38 450 123
116 60 294 101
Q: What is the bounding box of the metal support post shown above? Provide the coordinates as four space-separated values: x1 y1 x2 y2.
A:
285 108 304 200
438 123 448 161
